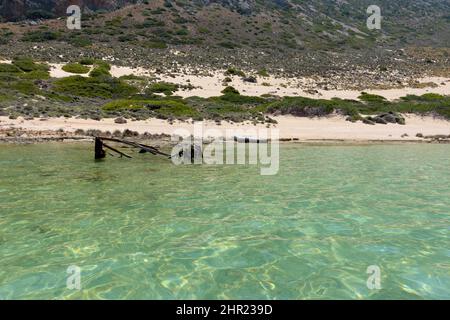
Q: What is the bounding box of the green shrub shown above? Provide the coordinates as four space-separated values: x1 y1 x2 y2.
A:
92 60 111 70
174 28 189 36
217 94 266 104
12 57 49 73
102 99 198 118
89 65 111 78
79 58 96 65
119 74 146 81
0 94 12 102
43 92 75 102
266 96 336 117
359 92 387 103
221 86 240 95
21 30 61 42
143 41 168 49
419 93 444 101
198 27 209 34
151 8 166 15
118 34 136 42
218 41 239 49
147 82 178 96
0 29 14 45
0 63 22 73
139 18 165 28
102 99 147 111
62 63 91 74
400 95 422 101
68 36 92 47
18 70 50 80
224 67 245 77
10 80 39 95
54 76 138 99
257 69 269 77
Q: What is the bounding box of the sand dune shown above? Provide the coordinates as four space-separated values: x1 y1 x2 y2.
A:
108 66 450 101
2 59 448 101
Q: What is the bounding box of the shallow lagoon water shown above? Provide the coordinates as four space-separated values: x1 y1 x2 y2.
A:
0 142 449 299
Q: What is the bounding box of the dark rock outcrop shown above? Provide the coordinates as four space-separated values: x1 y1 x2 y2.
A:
364 112 405 125
114 117 127 124
242 75 257 83
0 0 139 21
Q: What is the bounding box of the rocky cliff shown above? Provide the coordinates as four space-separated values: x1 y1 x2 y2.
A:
0 0 138 21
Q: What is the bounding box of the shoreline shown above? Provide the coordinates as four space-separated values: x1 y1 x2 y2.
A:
1 114 449 144
1 135 448 146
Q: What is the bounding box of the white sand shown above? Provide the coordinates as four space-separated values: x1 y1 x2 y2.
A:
48 63 92 78
109 66 450 101
1 115 449 141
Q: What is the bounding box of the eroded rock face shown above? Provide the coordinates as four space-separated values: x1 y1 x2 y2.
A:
0 0 25 21
0 0 138 21
0 0 270 20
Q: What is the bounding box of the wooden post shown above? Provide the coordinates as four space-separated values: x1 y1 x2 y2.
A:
95 137 106 159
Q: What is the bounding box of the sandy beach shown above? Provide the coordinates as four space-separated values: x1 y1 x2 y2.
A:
1 59 449 142
1 114 449 141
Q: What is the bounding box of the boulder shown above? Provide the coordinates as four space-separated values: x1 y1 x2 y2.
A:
376 112 405 125
243 76 257 83
394 113 406 125
363 118 375 125
114 117 127 124
373 116 388 124
379 113 397 123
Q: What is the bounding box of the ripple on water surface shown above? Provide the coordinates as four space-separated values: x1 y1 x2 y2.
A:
0 143 449 299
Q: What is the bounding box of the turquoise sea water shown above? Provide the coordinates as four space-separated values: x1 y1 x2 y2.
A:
0 142 449 299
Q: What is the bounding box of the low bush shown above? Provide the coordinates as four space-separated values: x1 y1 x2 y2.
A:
79 58 96 65
221 86 240 95
401 93 445 101
257 69 269 77
224 67 245 77
89 61 112 77
143 41 168 49
62 63 91 74
21 30 61 42
53 76 138 99
10 80 39 95
359 92 387 103
266 97 336 117
0 29 13 45
146 82 178 96
12 57 49 73
67 36 92 47
102 98 198 118
18 70 50 80
0 63 22 73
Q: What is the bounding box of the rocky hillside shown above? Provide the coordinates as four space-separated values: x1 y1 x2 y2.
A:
1 0 449 45
0 0 448 82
